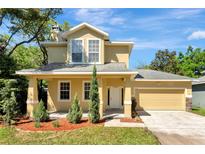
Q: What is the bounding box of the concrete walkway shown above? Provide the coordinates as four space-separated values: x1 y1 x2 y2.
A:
139 111 205 145
104 119 145 127
50 112 145 128
49 112 89 119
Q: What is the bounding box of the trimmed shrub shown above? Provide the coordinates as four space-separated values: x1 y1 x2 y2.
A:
88 65 100 123
67 94 82 124
0 78 28 116
33 100 49 122
1 91 18 125
52 120 60 128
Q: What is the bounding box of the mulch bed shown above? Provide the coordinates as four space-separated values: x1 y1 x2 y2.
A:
120 116 143 123
15 118 105 131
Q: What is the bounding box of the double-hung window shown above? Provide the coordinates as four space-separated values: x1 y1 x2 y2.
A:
71 39 83 63
83 81 91 100
88 39 100 63
59 81 70 101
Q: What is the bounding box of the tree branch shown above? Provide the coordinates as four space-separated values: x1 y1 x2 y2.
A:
4 28 19 48
7 9 52 56
0 14 5 27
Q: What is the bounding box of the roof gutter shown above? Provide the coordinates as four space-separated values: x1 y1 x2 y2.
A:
40 42 67 47
134 79 193 82
16 71 138 75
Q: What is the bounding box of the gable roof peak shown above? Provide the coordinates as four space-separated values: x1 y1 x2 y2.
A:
61 22 109 39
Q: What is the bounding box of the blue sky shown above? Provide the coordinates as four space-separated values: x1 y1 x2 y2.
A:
56 8 205 69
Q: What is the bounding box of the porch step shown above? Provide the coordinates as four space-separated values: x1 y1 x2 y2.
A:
103 113 125 119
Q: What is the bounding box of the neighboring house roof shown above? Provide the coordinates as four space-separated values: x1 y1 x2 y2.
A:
192 76 205 85
61 22 109 39
16 63 138 75
135 69 192 81
199 76 205 81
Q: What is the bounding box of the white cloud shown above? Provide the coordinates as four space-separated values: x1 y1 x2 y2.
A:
74 9 126 27
75 9 112 26
118 37 185 50
187 30 205 40
170 9 204 19
109 17 125 25
133 9 204 31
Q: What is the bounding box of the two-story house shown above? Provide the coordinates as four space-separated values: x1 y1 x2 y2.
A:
16 22 192 118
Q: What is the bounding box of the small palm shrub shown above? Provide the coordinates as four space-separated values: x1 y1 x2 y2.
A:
52 120 60 128
67 94 82 124
34 119 41 128
33 100 49 122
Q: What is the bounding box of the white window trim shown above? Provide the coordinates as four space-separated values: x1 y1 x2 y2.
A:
70 38 84 64
86 38 101 64
58 80 71 102
82 80 91 102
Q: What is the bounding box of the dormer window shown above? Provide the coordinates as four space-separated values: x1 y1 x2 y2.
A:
88 39 100 63
71 39 83 63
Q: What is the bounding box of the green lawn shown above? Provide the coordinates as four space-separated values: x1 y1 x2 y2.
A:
0 126 159 145
192 108 205 116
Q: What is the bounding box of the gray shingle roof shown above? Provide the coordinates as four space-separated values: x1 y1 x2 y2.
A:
135 69 192 80
16 63 136 74
192 76 205 85
16 63 193 81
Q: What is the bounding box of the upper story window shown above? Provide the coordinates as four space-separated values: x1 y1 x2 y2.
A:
88 39 100 63
71 39 83 63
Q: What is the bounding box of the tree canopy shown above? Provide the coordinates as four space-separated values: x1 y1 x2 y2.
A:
177 46 205 78
0 9 62 55
0 9 71 77
12 45 43 70
149 49 179 74
148 46 205 78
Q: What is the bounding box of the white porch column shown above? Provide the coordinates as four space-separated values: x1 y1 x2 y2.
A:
26 77 38 117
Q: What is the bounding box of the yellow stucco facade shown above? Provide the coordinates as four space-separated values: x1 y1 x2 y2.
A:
45 26 131 66
18 23 193 119
104 45 130 68
26 74 133 118
26 75 192 118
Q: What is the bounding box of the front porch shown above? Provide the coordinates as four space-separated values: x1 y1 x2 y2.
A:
49 108 125 120
26 75 133 118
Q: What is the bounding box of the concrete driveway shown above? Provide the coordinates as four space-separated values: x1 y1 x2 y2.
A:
139 111 205 145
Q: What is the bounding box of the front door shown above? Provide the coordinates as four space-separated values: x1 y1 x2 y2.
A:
110 87 122 108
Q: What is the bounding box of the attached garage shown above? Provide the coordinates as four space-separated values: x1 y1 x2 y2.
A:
133 69 193 111
135 89 186 110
